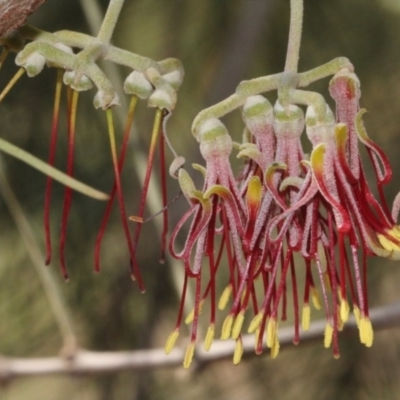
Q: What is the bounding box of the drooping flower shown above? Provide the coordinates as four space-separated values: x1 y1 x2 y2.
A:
167 119 248 367
168 67 400 367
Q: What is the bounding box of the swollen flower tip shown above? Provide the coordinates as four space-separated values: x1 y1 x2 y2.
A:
233 338 244 365
164 329 179 354
311 287 322 310
248 312 263 334
377 227 400 253
324 323 333 349
183 342 196 369
185 299 204 325
302 304 311 331
204 325 215 351
221 314 234 340
360 317 374 347
266 318 278 349
340 297 350 323
218 284 232 310
270 339 280 359
232 311 245 340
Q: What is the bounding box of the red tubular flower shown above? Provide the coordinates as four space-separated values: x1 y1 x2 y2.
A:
167 119 248 367
168 68 400 366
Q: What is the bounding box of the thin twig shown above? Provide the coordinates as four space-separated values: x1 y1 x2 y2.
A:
0 301 398 379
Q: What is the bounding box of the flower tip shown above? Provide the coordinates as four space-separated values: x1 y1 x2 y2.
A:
266 318 278 349
204 325 215 351
232 311 245 340
165 330 179 354
302 304 311 331
360 317 374 347
248 312 263 334
183 342 195 369
185 300 204 325
221 314 234 340
270 339 280 359
218 284 232 310
324 323 333 349
233 339 244 365
340 298 350 323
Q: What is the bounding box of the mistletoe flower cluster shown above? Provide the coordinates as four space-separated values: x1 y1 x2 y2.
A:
166 68 400 368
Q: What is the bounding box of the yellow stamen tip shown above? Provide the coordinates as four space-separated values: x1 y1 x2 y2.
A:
340 299 350 323
204 325 215 351
302 304 311 331
254 328 262 351
324 323 333 348
311 287 322 310
360 317 374 347
233 339 244 365
221 314 234 340
266 318 278 348
218 285 232 310
232 311 245 340
378 227 400 252
248 312 263 334
164 330 179 354
323 272 332 292
270 338 280 359
185 299 204 325
183 342 196 369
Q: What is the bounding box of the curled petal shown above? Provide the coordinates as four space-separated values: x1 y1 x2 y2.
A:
237 143 265 171
204 184 245 237
356 109 392 185
310 143 350 232
334 123 357 184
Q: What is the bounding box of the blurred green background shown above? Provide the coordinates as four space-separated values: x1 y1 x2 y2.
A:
0 0 400 399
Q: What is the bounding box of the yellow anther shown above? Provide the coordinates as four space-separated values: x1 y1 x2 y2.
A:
324 323 333 348
232 311 245 340
254 328 262 351
323 272 331 292
340 298 350 323
270 338 280 359
233 338 244 365
248 312 263 333
378 231 400 252
360 317 374 347
353 306 361 326
337 309 344 331
164 330 179 354
221 314 234 340
204 325 215 351
302 304 311 331
183 342 195 369
218 285 232 310
185 299 205 325
311 287 322 310
266 318 277 348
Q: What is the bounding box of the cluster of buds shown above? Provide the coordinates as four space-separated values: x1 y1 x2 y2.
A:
0 0 184 290
166 65 400 367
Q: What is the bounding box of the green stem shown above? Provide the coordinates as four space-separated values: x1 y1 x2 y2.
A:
97 0 125 44
0 137 109 200
284 0 304 73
